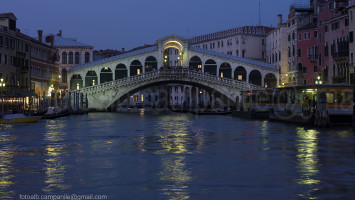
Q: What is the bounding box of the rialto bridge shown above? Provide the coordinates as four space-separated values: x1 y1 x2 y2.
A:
68 35 279 110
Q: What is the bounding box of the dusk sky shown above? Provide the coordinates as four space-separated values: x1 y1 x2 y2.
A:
1 0 302 50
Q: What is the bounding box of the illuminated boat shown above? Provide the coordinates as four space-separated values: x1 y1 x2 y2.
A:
237 85 353 124
0 114 42 123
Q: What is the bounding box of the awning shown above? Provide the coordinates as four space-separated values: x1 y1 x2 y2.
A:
1 90 38 97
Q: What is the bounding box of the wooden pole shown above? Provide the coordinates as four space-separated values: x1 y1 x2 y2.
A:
314 92 329 128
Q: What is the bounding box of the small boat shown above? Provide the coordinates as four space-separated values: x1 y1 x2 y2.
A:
0 114 42 123
191 110 232 115
42 107 71 119
25 109 48 116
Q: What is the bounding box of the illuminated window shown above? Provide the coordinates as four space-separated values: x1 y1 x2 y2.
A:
76 83 79 90
198 65 202 69
221 72 224 78
238 75 242 81
92 79 95 86
137 69 141 75
141 95 144 102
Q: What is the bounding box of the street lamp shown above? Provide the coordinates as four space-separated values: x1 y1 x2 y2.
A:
0 78 6 117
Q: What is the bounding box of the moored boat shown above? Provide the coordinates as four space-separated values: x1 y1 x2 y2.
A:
191 109 232 115
0 114 42 123
42 107 71 119
236 85 353 125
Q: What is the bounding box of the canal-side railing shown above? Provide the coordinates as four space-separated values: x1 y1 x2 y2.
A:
77 69 262 93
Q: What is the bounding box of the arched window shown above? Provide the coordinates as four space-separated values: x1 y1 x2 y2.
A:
75 52 80 64
62 52 67 64
62 69 67 83
68 52 73 64
144 56 157 72
85 52 90 63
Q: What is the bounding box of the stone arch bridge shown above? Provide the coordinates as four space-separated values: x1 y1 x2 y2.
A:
68 35 279 110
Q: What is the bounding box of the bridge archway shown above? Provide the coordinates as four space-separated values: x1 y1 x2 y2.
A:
100 67 113 83
106 79 238 110
85 71 98 87
70 74 83 90
249 70 262 86
145 56 157 72
189 56 202 72
115 64 127 79
163 41 183 67
130 60 143 76
234 66 246 81
264 73 277 88
204 59 217 75
219 62 232 79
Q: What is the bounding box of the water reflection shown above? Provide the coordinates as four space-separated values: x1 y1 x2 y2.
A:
156 115 191 154
296 127 320 199
260 121 270 154
43 120 70 193
0 133 15 199
156 115 192 200
160 156 191 200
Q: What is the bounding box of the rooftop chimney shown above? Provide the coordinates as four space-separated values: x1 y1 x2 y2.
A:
49 35 54 47
37 30 43 42
277 14 283 26
57 30 62 37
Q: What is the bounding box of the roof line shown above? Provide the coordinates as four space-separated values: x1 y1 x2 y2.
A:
189 46 277 70
70 45 158 72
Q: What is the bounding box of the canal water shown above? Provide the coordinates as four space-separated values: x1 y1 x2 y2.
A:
0 111 355 200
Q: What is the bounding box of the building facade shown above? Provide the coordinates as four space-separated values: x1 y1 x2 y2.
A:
285 6 313 85
0 13 31 92
29 31 59 107
41 30 94 90
189 26 273 62
297 23 319 85
319 0 349 84
349 0 355 83
266 14 288 86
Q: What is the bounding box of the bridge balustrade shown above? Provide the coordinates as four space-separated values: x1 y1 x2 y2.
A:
77 69 261 93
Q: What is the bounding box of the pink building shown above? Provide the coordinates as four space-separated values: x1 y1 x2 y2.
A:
297 23 319 84
317 0 349 84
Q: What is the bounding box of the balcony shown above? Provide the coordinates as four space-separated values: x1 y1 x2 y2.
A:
307 54 318 62
332 75 346 84
333 51 349 61
16 65 29 74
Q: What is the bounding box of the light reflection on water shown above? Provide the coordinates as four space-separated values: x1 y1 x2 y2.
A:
296 128 320 199
0 112 354 199
0 133 14 199
156 114 192 200
43 120 70 193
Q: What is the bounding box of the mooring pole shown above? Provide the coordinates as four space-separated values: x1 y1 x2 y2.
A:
353 70 355 128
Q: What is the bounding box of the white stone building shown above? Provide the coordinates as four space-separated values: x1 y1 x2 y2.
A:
189 26 273 62
266 14 288 86
41 30 94 90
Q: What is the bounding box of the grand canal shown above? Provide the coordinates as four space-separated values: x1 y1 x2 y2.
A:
0 111 355 199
